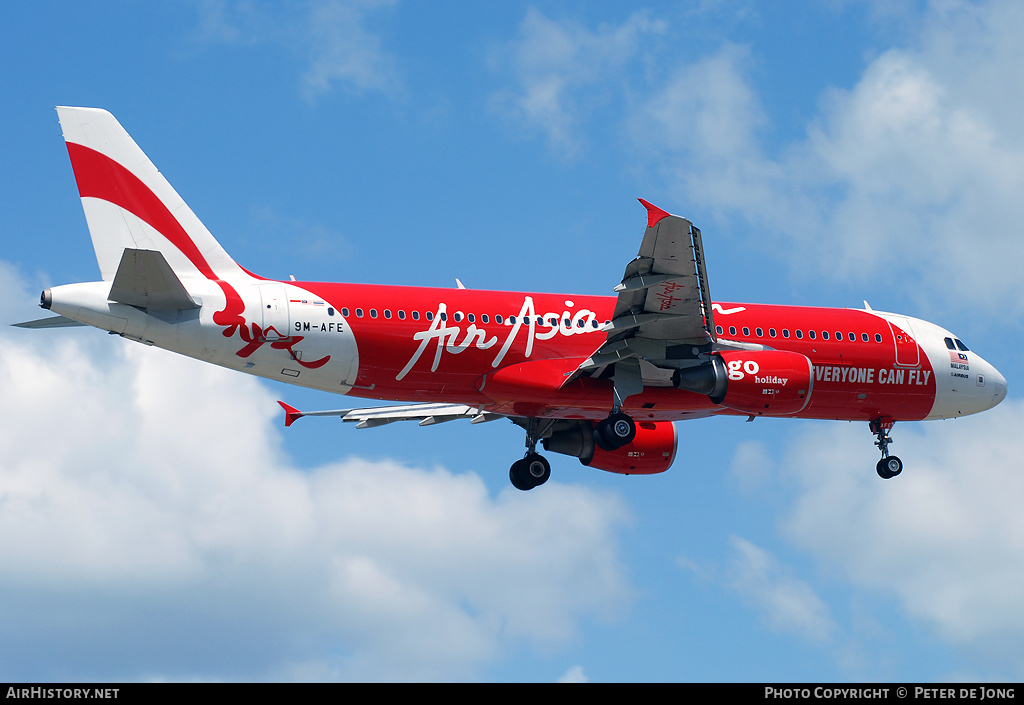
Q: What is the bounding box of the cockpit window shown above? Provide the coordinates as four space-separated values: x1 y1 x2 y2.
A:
944 337 956 350
955 338 970 352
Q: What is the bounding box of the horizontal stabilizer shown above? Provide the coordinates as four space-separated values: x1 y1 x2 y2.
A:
108 248 200 311
11 315 87 329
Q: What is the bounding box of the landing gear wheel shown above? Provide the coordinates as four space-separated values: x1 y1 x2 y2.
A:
876 456 903 480
509 454 551 491
524 453 550 486
594 412 637 451
869 417 902 480
509 461 532 491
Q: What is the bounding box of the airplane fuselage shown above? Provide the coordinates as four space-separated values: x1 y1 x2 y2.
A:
43 278 1005 425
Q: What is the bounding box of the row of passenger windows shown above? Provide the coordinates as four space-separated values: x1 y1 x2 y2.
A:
716 324 883 344
330 307 935 347
337 307 602 329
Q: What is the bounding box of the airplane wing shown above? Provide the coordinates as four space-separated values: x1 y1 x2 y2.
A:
571 199 716 406
278 401 504 428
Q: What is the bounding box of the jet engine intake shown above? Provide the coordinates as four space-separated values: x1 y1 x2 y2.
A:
710 349 813 416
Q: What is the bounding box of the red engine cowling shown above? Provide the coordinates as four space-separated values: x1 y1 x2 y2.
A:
712 349 813 416
543 421 677 475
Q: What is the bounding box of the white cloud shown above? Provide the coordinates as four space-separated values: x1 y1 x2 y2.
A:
628 42 784 215
630 0 1024 315
0 265 631 681
489 8 666 157
725 535 837 644
557 664 587 683
301 0 402 100
191 0 402 100
729 439 776 493
778 402 1024 675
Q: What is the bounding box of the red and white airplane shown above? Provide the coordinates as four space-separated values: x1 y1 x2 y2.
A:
18 107 1008 490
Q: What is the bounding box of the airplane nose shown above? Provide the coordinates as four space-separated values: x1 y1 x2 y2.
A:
990 366 1008 409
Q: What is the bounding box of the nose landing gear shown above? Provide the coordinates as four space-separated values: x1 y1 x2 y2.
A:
870 417 903 479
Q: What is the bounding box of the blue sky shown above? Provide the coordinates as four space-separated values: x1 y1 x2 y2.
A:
2 0 1024 682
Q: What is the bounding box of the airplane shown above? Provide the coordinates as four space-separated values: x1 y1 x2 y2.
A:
16 107 1008 490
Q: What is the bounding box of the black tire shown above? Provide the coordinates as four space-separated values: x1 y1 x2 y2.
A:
593 420 616 452
607 413 636 445
524 453 550 487
876 456 903 479
510 454 550 490
594 413 637 452
884 456 903 478
510 460 534 490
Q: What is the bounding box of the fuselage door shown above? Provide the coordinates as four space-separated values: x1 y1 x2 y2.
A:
888 316 920 368
259 284 291 341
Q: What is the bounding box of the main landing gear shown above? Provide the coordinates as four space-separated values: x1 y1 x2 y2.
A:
509 454 550 491
870 417 903 479
509 418 552 491
507 412 638 490
593 411 637 451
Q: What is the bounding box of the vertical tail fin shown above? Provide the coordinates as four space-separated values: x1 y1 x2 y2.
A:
56 107 244 282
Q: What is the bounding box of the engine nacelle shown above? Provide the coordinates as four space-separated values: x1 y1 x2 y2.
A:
543 421 677 475
674 349 813 416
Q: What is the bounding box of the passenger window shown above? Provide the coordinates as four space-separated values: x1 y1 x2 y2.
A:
356 308 364 318
874 333 882 343
782 329 790 338
370 309 378 319
808 330 816 340
742 327 750 336
453 312 462 322
769 328 777 338
383 310 392 319
755 327 763 337
342 307 350 317
482 314 489 323
716 325 724 335
398 310 406 320
795 330 803 339
426 311 433 321
729 326 737 336
861 333 869 342
495 315 503 324
412 311 420 321
468 313 475 323
821 331 829 340
848 332 855 342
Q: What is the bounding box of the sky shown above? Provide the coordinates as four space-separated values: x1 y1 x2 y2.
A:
2 0 1024 683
